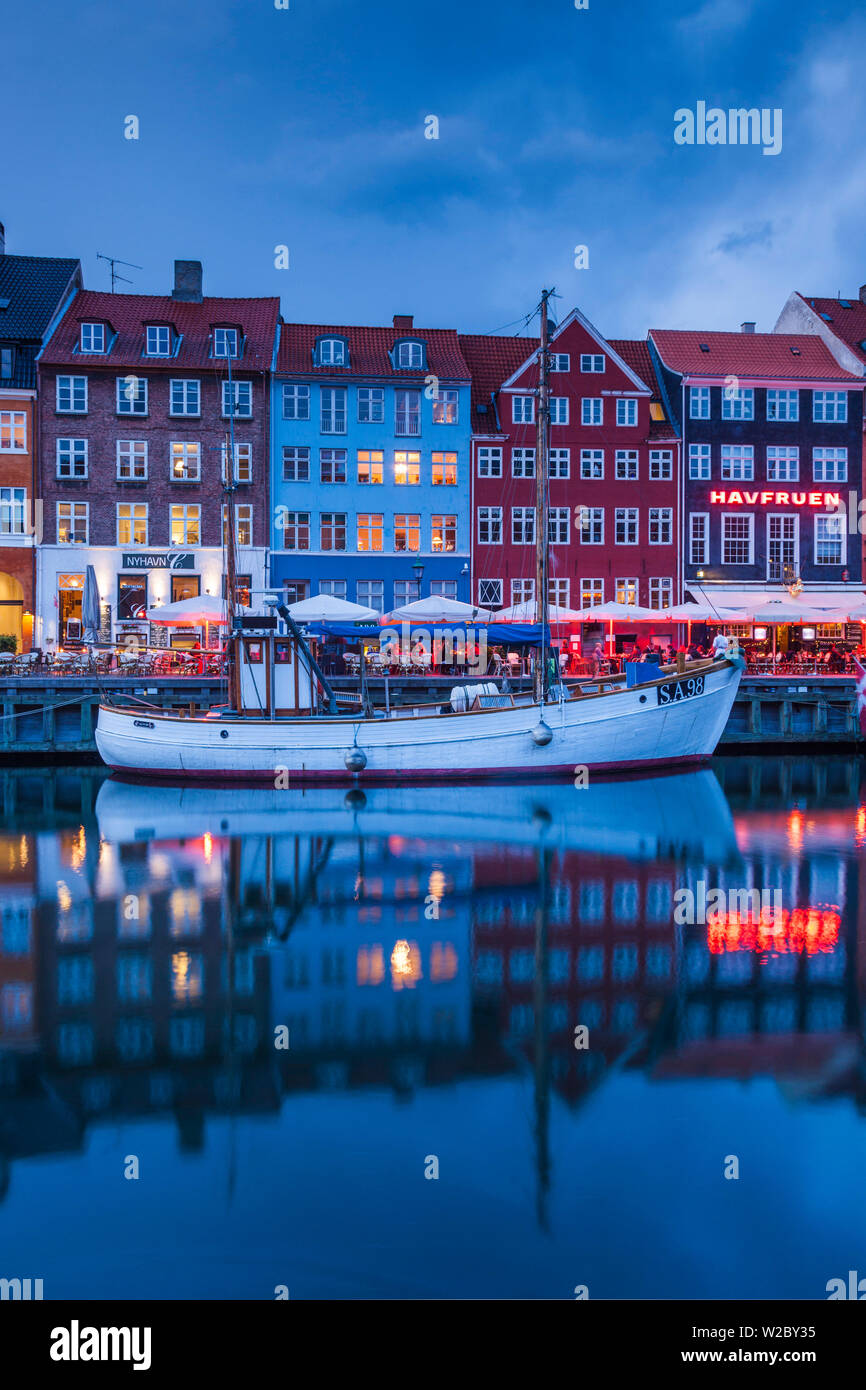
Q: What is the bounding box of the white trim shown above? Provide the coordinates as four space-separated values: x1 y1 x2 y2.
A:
498 305 653 394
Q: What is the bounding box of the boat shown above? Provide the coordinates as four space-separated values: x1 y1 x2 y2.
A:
95 290 744 784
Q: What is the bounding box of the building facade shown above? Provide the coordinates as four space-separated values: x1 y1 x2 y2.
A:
36 263 278 649
0 227 81 651
270 316 472 612
649 328 863 606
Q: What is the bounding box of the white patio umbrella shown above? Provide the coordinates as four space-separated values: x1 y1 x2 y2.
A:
146 593 249 651
494 600 585 623
287 594 379 623
387 595 494 623
570 600 658 657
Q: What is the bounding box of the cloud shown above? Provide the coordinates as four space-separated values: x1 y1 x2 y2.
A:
677 0 758 40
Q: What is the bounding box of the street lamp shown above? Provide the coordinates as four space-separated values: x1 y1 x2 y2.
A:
412 561 424 599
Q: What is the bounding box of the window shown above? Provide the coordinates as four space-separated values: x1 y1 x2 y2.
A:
0 347 13 379
615 450 638 480
767 389 798 421
512 448 535 477
394 451 420 485
170 503 200 546
812 447 847 482
478 578 502 607
580 578 604 607
394 514 420 552
478 446 502 477
580 354 604 373
550 397 569 425
320 579 347 600
357 449 384 484
430 580 457 599
56 437 87 479
213 327 239 358
615 508 638 544
282 446 310 482
357 579 384 612
649 578 673 609
320 448 347 484
145 325 171 357
431 515 456 552
57 375 87 412
80 323 105 354
582 397 603 425
432 388 458 424
317 337 346 366
396 340 423 368
689 387 710 419
549 507 570 544
395 389 421 435
357 513 384 552
281 511 310 550
58 956 93 1005
321 512 347 551
282 383 310 420
116 376 147 414
117 440 148 481
222 380 252 417
580 449 603 479
478 507 502 544
815 513 845 565
649 507 673 544
321 387 347 434
223 505 253 547
722 513 754 565
357 387 384 423
222 443 252 483
57 501 88 544
431 452 457 485
721 444 754 480
689 444 711 479
616 399 637 427
512 507 535 545
615 577 639 605
512 395 534 424
549 578 570 607
169 441 198 482
813 390 847 422
394 580 420 606
722 387 754 420
549 448 570 478
767 514 798 579
0 487 26 535
689 513 709 566
649 449 672 480
765 446 799 481
117 502 148 545
580 507 604 544
170 379 200 415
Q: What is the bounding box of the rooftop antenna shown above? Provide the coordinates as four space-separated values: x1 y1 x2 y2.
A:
96 252 142 292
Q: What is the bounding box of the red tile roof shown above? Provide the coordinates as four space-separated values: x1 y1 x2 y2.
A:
278 322 470 380
649 329 859 381
608 337 677 441
41 290 280 371
797 293 866 364
458 333 538 428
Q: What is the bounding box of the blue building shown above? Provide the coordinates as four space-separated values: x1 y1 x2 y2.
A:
270 315 472 612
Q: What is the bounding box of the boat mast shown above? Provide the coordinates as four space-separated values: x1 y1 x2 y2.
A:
534 289 552 704
224 345 241 711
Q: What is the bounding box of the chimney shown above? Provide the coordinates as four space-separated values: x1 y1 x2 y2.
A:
172 260 203 303
393 314 413 330
0 222 5 256
859 284 866 306
740 321 756 334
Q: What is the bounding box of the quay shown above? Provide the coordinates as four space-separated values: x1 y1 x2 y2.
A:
0 672 861 757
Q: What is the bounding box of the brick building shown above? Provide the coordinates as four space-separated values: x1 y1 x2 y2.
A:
0 225 81 650
36 263 279 650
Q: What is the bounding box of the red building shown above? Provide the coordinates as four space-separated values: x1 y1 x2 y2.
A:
461 308 680 648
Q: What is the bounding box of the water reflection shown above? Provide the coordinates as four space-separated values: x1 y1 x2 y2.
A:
0 757 864 1294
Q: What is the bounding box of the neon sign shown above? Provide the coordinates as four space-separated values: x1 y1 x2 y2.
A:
710 491 841 507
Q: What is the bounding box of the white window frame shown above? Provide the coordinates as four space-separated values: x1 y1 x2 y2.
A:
580 354 604 373
580 449 603 480
549 447 570 478
580 578 604 606
649 578 673 610
170 503 201 547
812 447 847 482
145 325 171 357
721 512 754 566
0 410 27 452
282 446 310 482
222 442 253 484
116 439 148 482
213 327 239 359
580 507 604 545
395 388 421 436
549 507 570 545
512 395 535 424
0 486 26 536
766 389 799 422
766 446 799 482
648 507 673 545
814 513 846 566
478 578 502 608
689 387 710 419
282 383 311 421
170 379 200 416
56 375 87 413
614 507 638 545
431 388 459 424
396 340 424 369
550 397 569 425
80 323 105 354
357 386 384 423
222 380 253 418
688 444 711 479
511 578 535 605
116 376 148 415
551 354 570 372
614 449 638 480
169 441 200 482
56 437 88 479
582 397 603 425
616 398 638 427
317 337 346 366
57 500 88 545
512 507 535 545
116 502 148 546
720 444 754 481
689 512 709 566
477 506 502 545
615 577 639 606
812 390 847 423
512 447 536 478
722 387 754 420
766 513 799 580
649 449 673 480
320 386 347 434
477 446 502 477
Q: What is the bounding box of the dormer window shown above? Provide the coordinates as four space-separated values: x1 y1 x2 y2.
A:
317 337 347 366
80 323 106 354
213 327 239 358
146 325 172 357
396 340 424 369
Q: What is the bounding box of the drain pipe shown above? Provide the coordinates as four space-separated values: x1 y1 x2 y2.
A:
270 601 338 714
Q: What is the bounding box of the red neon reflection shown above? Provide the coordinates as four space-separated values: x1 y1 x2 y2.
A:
707 906 841 955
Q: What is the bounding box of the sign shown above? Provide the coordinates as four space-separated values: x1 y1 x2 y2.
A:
121 552 195 570
709 491 841 508
656 674 705 705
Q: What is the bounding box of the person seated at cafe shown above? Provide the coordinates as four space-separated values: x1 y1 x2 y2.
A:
591 642 605 674
827 644 845 672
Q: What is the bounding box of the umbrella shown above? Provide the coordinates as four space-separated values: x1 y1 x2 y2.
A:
494 601 585 623
388 595 494 623
570 600 658 656
750 601 827 667
663 602 752 644
82 565 101 646
287 594 378 623
146 595 238 625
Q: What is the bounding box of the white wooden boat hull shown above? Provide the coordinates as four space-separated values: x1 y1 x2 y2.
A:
95 659 742 783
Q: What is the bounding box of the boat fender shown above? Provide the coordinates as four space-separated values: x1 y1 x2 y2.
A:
344 788 367 810
344 747 367 774
532 720 553 746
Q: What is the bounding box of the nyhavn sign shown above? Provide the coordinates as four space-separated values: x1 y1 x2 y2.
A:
121 552 195 570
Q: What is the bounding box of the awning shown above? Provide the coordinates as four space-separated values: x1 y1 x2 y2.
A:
307 621 547 645
685 585 866 614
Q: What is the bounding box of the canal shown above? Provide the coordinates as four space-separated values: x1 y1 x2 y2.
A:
0 755 864 1299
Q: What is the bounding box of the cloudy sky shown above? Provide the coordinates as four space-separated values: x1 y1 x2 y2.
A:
5 0 862 338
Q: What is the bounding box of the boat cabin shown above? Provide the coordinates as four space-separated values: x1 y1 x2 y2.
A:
236 631 316 717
